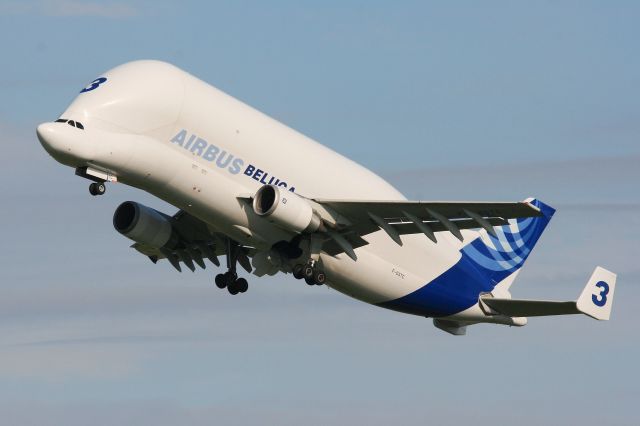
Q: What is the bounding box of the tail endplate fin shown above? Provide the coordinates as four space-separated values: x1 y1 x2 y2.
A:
576 266 617 320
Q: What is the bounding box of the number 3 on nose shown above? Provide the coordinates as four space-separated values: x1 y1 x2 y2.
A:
80 77 107 93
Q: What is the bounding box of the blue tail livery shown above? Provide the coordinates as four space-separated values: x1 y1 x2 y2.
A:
379 199 555 317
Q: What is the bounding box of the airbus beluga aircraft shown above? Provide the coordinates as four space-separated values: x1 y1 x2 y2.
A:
37 60 616 335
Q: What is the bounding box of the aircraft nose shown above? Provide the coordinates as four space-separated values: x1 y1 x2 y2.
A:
36 122 65 153
37 121 92 166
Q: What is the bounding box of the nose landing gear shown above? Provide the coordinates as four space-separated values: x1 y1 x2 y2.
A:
88 182 106 196
76 167 108 196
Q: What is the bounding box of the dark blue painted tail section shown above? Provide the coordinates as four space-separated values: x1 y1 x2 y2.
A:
378 199 555 317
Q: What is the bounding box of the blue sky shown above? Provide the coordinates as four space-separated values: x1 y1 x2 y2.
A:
0 1 638 424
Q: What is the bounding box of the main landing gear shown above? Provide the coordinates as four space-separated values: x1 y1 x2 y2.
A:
215 272 248 294
214 239 249 295
293 260 326 286
88 182 106 196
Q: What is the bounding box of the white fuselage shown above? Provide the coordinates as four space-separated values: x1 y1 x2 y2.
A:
38 60 475 318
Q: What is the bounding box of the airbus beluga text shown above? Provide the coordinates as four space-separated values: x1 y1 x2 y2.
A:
37 60 616 335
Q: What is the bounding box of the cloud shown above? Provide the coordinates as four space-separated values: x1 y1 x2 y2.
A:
383 155 640 205
0 344 144 380
0 0 137 18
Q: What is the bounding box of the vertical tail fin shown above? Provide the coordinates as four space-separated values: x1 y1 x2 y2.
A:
462 198 555 287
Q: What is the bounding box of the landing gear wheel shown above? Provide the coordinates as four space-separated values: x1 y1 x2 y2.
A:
223 271 237 287
301 261 325 286
228 281 240 295
293 264 305 280
236 277 248 293
89 182 106 196
215 273 227 289
313 270 326 285
303 265 315 281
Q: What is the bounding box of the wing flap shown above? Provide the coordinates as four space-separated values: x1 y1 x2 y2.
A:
313 199 541 243
314 199 541 223
391 217 509 236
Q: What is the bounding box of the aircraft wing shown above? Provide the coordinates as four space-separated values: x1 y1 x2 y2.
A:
131 210 252 273
312 198 543 256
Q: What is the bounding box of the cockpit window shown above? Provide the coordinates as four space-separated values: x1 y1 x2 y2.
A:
55 118 84 130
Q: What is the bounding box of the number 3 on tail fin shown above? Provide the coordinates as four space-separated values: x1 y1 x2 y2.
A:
592 281 610 307
577 267 617 320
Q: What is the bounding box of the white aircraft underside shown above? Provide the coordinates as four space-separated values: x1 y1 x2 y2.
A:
37 60 616 335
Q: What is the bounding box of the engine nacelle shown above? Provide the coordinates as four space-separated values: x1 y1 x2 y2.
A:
113 201 177 248
253 185 322 234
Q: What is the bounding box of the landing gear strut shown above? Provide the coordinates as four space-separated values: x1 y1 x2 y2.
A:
214 239 249 295
88 182 106 196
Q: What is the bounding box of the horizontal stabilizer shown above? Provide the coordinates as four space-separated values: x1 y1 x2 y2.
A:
481 267 617 320
482 299 579 317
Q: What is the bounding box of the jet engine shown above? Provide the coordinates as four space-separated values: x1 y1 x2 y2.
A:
113 201 177 248
252 184 322 234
